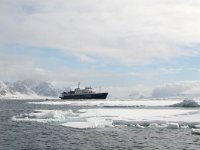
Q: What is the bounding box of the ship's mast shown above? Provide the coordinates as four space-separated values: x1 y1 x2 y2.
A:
78 82 80 88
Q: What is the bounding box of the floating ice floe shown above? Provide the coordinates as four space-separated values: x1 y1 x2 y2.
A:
12 107 200 129
148 123 167 128
12 110 80 123
191 128 200 135
193 124 200 128
166 123 179 129
62 118 113 129
180 125 189 129
28 99 182 107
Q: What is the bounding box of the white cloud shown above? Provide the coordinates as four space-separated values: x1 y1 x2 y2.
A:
1 0 200 98
129 85 152 98
152 81 200 98
128 67 183 81
104 86 135 98
1 0 200 64
0 50 123 87
159 68 183 74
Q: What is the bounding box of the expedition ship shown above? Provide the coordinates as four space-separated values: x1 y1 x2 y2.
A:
59 83 108 99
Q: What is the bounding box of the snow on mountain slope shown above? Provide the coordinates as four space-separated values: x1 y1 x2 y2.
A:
0 80 60 98
0 81 14 96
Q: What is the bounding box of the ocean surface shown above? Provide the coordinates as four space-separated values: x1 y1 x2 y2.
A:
1 99 200 150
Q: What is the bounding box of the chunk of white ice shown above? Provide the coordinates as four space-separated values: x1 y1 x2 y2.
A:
192 128 200 135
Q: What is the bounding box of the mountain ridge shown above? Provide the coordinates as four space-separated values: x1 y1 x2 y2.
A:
0 80 61 99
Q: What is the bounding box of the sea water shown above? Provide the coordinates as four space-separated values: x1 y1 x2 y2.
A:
1 99 200 149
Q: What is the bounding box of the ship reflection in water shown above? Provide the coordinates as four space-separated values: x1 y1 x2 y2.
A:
59 83 108 99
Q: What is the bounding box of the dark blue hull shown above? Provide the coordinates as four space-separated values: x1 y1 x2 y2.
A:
59 92 108 99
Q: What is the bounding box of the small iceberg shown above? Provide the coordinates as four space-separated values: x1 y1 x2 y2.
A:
170 99 200 107
136 124 145 129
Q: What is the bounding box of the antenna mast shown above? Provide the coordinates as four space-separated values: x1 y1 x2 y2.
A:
78 82 80 88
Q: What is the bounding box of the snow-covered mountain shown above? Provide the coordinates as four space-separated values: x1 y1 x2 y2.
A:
0 80 61 99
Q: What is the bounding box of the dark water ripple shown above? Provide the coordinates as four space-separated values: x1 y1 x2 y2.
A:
1 99 200 150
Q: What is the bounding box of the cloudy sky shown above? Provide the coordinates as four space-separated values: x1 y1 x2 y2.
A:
1 0 200 97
